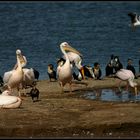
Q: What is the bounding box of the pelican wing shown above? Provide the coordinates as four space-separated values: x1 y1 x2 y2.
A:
3 70 15 84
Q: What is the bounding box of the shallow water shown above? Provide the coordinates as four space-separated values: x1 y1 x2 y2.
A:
80 89 140 102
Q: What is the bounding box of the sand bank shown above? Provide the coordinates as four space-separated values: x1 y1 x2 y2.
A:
0 77 140 138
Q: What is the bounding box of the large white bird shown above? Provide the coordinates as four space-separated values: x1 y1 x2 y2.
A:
116 69 137 95
128 12 140 30
4 49 25 96
0 95 22 109
57 42 82 93
0 85 22 109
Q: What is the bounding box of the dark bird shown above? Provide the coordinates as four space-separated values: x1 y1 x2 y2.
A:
80 65 95 79
47 64 57 81
27 82 40 102
73 65 95 81
0 75 3 87
32 68 39 80
128 12 140 30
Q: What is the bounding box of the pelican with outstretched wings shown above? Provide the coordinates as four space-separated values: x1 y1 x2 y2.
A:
128 12 140 30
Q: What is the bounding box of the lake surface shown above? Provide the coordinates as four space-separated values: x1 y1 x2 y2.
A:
0 1 140 80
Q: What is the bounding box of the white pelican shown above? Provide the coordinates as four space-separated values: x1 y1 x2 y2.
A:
0 95 22 109
116 69 137 95
57 42 82 93
0 85 22 109
128 12 140 30
3 49 25 96
62 47 85 79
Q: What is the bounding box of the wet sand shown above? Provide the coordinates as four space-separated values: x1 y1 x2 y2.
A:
1 77 140 138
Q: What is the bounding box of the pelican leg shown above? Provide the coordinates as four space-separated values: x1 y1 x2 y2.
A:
69 81 72 93
24 88 26 96
126 81 129 91
117 79 122 92
59 82 64 94
18 91 21 97
22 87 26 97
17 87 21 97
134 86 138 96
0 105 4 109
61 86 64 94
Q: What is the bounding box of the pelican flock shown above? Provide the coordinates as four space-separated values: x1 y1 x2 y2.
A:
57 42 82 93
1 49 39 109
3 50 39 96
116 69 138 95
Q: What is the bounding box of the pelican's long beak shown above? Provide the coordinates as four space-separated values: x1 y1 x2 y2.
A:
64 45 82 57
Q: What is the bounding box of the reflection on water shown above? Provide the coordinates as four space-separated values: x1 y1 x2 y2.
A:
80 89 140 102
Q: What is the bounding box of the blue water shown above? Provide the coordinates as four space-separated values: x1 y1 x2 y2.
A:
0 1 140 80
81 89 140 102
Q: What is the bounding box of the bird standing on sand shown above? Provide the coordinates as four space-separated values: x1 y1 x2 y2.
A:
57 42 82 93
47 64 57 81
4 49 25 96
27 82 40 102
128 12 140 30
116 69 137 95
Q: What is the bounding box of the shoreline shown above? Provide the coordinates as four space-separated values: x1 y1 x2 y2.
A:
37 76 140 93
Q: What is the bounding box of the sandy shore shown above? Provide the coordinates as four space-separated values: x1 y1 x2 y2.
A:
0 77 140 138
